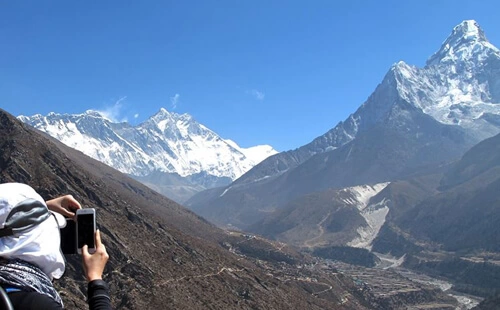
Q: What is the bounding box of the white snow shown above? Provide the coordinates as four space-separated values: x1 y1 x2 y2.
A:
251 175 272 183
462 20 481 38
348 203 390 250
219 186 232 197
373 252 406 269
343 182 390 250
341 183 389 208
224 139 278 167
156 119 168 132
18 109 278 181
389 26 500 140
373 20 500 143
241 144 278 164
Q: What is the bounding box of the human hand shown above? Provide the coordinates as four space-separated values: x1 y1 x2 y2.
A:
82 230 109 282
46 195 82 219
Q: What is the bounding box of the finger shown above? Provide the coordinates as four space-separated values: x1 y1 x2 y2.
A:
95 229 102 247
66 195 82 210
82 244 89 257
99 244 108 257
59 208 74 218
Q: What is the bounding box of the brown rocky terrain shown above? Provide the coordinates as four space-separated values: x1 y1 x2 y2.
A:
0 109 371 309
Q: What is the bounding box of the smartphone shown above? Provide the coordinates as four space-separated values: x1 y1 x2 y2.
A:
76 208 96 254
60 218 77 254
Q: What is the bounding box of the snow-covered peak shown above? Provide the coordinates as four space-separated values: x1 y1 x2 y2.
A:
19 109 278 181
427 20 499 66
149 108 175 123
450 20 487 43
147 108 191 123
373 21 500 134
85 110 107 118
391 61 417 79
225 139 278 164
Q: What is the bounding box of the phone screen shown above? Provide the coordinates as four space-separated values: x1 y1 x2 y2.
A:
77 213 95 249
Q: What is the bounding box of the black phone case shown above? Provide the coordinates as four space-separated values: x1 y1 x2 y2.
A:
60 219 77 254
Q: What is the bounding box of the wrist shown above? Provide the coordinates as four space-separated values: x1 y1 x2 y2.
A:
88 279 107 287
87 273 103 282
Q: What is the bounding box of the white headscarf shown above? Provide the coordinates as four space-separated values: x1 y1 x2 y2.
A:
0 183 66 280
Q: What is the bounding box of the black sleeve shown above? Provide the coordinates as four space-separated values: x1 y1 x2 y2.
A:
87 279 112 310
8 291 62 309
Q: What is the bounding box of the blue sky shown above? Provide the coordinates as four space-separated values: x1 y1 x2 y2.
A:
1 1 500 151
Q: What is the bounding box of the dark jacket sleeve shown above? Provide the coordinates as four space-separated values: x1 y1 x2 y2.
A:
8 291 62 309
87 279 112 310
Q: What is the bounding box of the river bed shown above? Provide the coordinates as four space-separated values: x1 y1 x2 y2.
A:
373 252 483 309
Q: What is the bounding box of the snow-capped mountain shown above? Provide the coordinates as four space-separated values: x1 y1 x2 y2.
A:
187 20 500 228
235 20 500 185
396 20 500 135
18 108 277 182
339 19 500 145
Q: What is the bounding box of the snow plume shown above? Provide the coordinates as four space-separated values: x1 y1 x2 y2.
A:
247 89 265 101
170 93 180 109
95 96 128 122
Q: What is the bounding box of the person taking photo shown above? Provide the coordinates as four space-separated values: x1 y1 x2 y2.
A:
0 182 111 310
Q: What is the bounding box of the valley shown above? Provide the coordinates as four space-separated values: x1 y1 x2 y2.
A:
336 260 481 309
183 20 500 309
221 229 483 309
5 17 500 310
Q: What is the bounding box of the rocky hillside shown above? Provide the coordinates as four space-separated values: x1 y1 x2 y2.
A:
1 109 369 309
396 132 500 253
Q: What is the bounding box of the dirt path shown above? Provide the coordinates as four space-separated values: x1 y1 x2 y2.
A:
304 212 331 248
158 266 245 286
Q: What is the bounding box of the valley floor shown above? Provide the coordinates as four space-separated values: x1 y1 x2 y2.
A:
224 230 484 309
335 257 483 309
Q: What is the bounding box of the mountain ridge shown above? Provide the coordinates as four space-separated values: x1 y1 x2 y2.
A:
187 19 500 230
19 108 277 180
1 108 372 309
232 20 500 188
19 108 278 202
